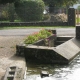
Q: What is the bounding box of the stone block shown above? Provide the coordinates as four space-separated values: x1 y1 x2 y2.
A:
40 71 49 78
4 66 25 80
4 66 17 80
54 38 80 63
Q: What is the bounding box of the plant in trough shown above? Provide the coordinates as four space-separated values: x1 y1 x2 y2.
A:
24 29 53 45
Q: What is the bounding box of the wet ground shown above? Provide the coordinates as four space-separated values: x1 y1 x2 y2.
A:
25 53 80 80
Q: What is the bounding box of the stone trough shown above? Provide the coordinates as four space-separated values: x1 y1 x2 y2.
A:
16 28 80 64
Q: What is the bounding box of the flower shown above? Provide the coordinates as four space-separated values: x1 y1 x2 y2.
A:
24 29 53 45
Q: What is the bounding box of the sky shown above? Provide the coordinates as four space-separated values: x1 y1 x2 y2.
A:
70 4 80 9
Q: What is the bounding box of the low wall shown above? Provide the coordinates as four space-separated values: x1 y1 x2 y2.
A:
24 45 68 64
33 35 56 47
16 34 57 56
24 38 80 64
0 21 68 27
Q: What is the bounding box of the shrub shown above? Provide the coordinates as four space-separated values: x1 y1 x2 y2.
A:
0 4 17 22
8 3 15 22
0 4 9 21
42 14 50 21
15 0 45 22
24 29 53 44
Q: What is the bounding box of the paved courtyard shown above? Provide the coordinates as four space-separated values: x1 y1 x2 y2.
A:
0 28 75 80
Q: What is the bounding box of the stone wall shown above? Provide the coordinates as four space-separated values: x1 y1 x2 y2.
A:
0 21 68 27
24 45 68 64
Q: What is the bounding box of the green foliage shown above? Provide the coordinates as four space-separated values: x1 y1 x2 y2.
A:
8 3 15 22
1 7 9 20
42 14 50 21
43 0 78 7
14 0 45 22
77 6 80 10
0 3 16 22
24 29 53 44
43 0 78 13
0 0 16 4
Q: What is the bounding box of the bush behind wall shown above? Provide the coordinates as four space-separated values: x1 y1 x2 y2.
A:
14 0 45 22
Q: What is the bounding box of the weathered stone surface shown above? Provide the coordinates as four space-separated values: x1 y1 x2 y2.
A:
24 38 80 64
4 66 25 80
16 29 80 64
16 34 57 56
4 58 26 80
54 38 80 63
24 45 68 64
55 36 73 46
33 34 56 47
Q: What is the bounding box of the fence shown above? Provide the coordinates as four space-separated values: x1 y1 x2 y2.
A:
76 9 80 25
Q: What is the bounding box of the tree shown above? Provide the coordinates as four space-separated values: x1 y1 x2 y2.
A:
15 0 45 22
76 0 80 4
43 0 78 13
1 3 15 22
0 0 16 4
8 3 15 22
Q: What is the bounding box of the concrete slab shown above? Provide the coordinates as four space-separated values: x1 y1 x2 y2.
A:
54 38 80 62
3 58 26 80
22 37 80 64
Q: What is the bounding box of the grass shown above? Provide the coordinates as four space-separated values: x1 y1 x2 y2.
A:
0 26 75 30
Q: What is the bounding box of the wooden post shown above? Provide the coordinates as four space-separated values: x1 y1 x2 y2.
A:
68 8 76 26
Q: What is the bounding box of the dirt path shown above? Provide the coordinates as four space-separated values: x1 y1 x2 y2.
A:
0 36 26 80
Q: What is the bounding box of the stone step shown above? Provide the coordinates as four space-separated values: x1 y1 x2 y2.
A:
55 41 65 45
3 59 26 80
55 36 73 46
54 38 80 63
4 66 17 80
57 36 73 41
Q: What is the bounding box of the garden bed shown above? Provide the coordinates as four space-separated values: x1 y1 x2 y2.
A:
16 29 65 63
16 29 57 56
16 34 67 64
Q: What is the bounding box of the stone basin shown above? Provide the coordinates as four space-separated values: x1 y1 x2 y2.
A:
16 29 80 64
